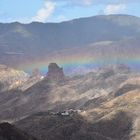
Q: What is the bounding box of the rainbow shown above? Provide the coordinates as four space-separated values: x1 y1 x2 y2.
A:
17 51 140 74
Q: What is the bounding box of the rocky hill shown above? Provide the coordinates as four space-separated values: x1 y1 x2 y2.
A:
0 63 139 139
15 112 122 140
13 65 140 140
0 64 137 119
0 65 29 92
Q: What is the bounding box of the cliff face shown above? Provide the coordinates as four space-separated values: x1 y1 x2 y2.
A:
47 63 65 83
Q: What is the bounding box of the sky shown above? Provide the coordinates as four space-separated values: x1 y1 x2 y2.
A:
0 0 140 23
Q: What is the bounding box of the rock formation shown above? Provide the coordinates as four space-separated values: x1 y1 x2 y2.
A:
0 65 29 92
21 68 44 91
47 63 65 82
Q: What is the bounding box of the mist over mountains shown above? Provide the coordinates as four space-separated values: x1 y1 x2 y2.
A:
0 14 140 140
0 14 140 73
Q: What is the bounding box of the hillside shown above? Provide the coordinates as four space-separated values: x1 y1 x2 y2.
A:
13 65 140 140
0 64 137 119
0 15 140 71
0 122 37 140
15 112 127 140
0 64 139 139
0 13 140 140
0 65 29 92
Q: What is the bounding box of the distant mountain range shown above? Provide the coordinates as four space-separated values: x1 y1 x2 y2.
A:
0 14 140 72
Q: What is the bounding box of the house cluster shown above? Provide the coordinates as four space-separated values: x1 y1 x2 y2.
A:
50 109 82 116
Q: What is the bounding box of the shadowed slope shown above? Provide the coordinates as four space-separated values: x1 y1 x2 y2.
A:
15 111 133 140
0 122 37 140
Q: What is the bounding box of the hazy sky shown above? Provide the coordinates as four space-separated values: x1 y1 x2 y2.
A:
0 0 140 23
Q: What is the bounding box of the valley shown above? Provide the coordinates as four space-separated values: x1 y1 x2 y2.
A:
0 14 140 140
0 63 140 140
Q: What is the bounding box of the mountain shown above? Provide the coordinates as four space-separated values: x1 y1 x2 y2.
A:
0 64 136 119
0 15 140 71
1 14 140 140
0 122 37 140
0 65 29 92
14 112 123 140
0 64 139 139
13 64 140 140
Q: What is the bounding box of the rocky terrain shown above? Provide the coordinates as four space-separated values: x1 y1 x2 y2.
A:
0 122 37 140
14 64 140 140
15 112 124 140
47 63 65 83
0 64 131 119
0 13 140 140
0 64 46 93
0 63 140 139
0 65 29 92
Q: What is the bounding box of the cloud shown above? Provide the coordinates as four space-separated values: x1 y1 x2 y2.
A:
1 0 139 23
73 0 93 6
82 0 93 5
104 4 126 15
48 0 94 6
32 0 55 22
50 0 139 5
56 15 67 22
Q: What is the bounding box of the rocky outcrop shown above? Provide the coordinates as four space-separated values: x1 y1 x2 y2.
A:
0 65 29 92
47 63 65 83
21 68 44 91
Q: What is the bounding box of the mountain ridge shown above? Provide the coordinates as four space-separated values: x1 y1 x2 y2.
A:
1 14 139 24
0 14 140 71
